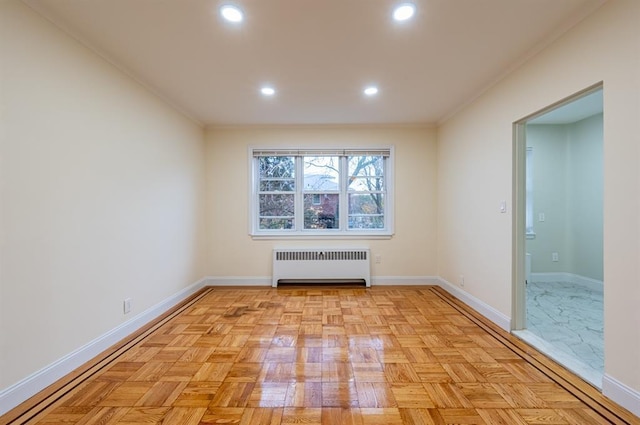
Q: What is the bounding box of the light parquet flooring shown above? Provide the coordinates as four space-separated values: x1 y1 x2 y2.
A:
3 286 638 425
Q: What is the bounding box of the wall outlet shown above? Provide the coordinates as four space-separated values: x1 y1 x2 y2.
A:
123 298 132 314
375 254 381 264
539 212 545 222
459 275 465 287
552 252 559 262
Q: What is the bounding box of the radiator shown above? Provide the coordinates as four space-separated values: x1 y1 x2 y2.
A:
272 248 371 288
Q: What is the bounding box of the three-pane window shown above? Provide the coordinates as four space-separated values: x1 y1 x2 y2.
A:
252 148 393 237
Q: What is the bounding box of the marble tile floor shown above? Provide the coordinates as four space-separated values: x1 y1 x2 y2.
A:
513 280 604 388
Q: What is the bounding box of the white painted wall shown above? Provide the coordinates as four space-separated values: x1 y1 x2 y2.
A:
0 1 206 391
526 124 570 275
438 0 639 404
527 113 603 281
205 126 438 282
566 114 603 281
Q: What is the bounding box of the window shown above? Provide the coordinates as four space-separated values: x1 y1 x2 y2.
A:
250 148 393 238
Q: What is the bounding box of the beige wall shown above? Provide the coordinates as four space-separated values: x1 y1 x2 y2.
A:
0 1 206 389
438 0 639 395
205 126 437 281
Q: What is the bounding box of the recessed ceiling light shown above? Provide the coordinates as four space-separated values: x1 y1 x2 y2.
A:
364 86 379 96
393 3 415 21
261 86 276 96
220 4 243 23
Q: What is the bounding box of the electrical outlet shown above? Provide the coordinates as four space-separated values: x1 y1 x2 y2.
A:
123 298 132 314
539 212 545 222
552 252 559 262
459 275 465 287
375 255 381 264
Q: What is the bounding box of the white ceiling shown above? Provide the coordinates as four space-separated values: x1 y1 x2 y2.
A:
23 0 606 127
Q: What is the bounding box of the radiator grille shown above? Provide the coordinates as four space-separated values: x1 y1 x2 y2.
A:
275 250 368 261
272 248 371 288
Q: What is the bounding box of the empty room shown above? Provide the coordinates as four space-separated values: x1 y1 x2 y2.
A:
1 0 639 424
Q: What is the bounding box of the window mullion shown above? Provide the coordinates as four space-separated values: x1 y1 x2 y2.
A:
295 156 303 231
340 156 348 232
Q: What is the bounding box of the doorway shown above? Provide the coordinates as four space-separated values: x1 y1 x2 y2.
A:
513 84 604 388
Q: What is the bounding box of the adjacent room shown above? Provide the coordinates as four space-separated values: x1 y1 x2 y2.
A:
514 88 605 388
1 0 639 423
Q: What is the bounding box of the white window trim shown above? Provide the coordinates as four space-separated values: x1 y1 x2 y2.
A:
248 146 395 240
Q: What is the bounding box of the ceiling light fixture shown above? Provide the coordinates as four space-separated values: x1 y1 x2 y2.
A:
364 86 379 96
261 86 276 96
393 3 415 21
220 4 243 23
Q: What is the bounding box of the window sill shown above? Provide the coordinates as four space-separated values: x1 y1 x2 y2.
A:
250 232 394 241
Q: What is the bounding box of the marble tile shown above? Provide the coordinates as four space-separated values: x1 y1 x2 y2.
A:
512 329 602 388
521 280 603 387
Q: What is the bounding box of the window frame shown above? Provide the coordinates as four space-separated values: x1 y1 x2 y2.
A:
249 147 394 239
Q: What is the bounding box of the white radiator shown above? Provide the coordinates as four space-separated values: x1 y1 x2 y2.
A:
272 248 371 288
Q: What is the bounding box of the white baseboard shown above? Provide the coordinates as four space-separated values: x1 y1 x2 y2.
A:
602 374 640 417
206 276 440 287
0 277 208 416
530 272 603 290
436 278 512 332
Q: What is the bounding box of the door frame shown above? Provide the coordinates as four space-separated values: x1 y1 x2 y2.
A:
511 82 603 331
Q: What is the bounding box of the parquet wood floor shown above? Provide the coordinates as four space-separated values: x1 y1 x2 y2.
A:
3 286 638 425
